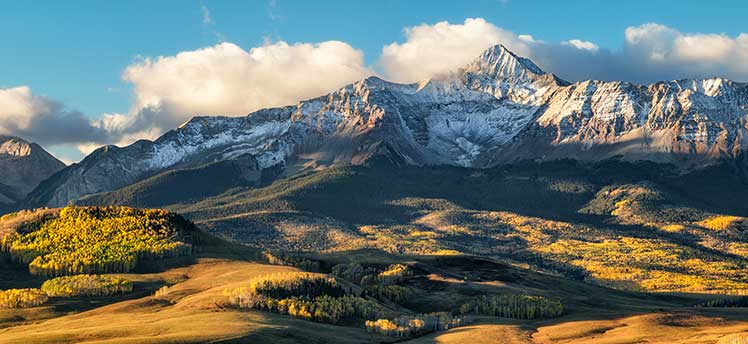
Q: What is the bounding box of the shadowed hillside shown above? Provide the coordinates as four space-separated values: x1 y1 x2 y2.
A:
69 158 748 294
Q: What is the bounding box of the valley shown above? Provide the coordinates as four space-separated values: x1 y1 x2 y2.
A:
0 236 747 343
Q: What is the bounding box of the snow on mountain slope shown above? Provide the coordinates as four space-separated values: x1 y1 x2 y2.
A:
28 44 748 207
503 77 748 164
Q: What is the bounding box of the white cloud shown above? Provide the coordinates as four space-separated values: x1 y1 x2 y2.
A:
517 34 538 43
624 23 679 62
115 40 372 142
562 39 599 52
380 19 748 84
380 18 533 83
623 23 748 80
0 86 108 148
0 40 372 161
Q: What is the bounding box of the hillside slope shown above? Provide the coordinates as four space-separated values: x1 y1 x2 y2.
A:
75 158 748 294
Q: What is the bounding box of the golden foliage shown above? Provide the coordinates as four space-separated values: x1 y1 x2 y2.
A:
698 216 746 231
539 237 748 292
223 272 383 323
0 288 48 308
377 264 411 285
1 206 193 276
41 274 133 297
365 312 469 337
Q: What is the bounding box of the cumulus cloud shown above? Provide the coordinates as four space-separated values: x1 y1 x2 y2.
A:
622 23 748 81
562 39 599 52
379 18 615 83
380 18 530 83
380 19 748 84
117 41 371 141
0 40 371 161
0 86 109 147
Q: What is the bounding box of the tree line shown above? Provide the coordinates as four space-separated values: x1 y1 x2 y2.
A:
459 294 563 319
0 274 136 309
699 296 748 308
223 272 384 324
331 262 411 286
262 251 320 272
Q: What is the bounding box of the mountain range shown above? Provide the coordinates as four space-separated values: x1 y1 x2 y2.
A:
20 44 748 208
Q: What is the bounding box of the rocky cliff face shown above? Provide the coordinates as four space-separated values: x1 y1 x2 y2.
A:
28 44 748 207
0 136 65 205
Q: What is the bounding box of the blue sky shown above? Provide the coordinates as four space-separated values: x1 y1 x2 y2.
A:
3 0 747 117
2 0 748 162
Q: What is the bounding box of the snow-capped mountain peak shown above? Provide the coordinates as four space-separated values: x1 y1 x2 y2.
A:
459 44 567 106
466 44 546 80
28 44 748 207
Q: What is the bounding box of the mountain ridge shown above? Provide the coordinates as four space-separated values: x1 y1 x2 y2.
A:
25 44 748 207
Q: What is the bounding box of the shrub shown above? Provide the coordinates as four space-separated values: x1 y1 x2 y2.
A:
154 285 171 298
243 272 344 299
41 274 133 297
376 264 411 285
459 294 563 319
223 272 383 323
0 206 193 276
331 263 411 286
0 288 48 308
225 293 382 323
365 312 469 337
699 216 747 231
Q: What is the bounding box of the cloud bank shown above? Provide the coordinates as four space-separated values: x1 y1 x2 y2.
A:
111 41 371 143
380 19 748 84
0 87 109 147
4 18 748 162
379 18 525 83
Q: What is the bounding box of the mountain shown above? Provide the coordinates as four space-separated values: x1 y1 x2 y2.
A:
0 136 65 208
26 44 748 207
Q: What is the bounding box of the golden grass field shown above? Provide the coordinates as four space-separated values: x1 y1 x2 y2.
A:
0 258 388 343
0 252 747 343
